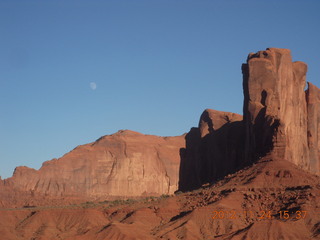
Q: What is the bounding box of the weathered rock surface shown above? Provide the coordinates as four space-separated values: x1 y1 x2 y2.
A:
306 82 320 174
4 130 185 198
179 109 244 191
179 48 320 194
243 48 320 175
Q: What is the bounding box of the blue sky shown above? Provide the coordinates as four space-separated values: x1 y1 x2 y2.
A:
1 0 320 179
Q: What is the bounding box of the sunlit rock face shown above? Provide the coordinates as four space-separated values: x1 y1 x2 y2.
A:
243 47 320 175
306 82 320 175
7 130 185 197
180 48 320 192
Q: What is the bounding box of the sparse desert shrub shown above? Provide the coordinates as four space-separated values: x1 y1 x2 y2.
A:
160 194 169 199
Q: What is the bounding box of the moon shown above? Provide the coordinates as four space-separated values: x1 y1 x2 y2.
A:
90 82 97 90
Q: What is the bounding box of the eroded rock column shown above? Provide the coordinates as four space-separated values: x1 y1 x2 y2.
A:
242 48 309 170
306 82 320 174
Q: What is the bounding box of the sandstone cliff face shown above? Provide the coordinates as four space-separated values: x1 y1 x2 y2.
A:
179 48 320 193
7 130 185 197
242 48 320 176
306 82 320 174
179 109 243 191
243 48 310 170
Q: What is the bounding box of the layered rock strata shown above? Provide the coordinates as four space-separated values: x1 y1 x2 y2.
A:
5 130 185 197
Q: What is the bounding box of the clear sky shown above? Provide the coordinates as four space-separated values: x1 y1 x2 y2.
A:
1 0 320 179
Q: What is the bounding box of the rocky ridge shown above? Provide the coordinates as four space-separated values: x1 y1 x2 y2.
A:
2 130 185 200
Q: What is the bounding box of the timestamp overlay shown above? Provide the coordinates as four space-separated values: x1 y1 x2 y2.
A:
211 209 309 220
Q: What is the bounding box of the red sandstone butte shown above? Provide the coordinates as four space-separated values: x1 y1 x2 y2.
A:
242 48 320 175
179 109 244 191
5 130 185 198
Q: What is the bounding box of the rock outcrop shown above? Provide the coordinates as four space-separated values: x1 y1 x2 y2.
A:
179 48 320 193
179 109 244 191
242 48 309 167
306 82 320 174
243 48 320 175
5 130 185 197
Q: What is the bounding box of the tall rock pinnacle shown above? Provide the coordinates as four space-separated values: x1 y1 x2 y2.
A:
306 82 320 174
179 48 320 192
243 48 320 174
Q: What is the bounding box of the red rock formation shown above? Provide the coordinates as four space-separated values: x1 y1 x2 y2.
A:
6 130 185 198
5 47 319 201
2 48 320 240
179 109 243 191
243 48 310 170
198 109 242 137
180 48 320 193
306 82 320 175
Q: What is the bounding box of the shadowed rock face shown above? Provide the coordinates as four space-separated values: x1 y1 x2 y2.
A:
180 48 320 193
5 130 185 197
179 109 244 191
